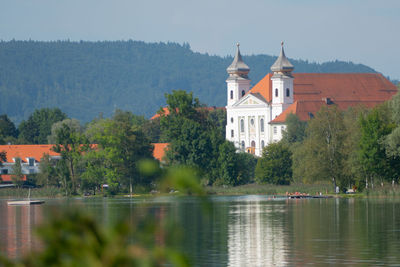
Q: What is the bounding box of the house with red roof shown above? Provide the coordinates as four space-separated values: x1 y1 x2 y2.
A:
0 143 168 183
225 43 397 156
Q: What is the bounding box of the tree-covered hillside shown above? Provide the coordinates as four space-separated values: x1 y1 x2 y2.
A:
0 40 377 123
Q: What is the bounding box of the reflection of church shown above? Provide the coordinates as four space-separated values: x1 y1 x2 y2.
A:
225 43 397 156
227 198 286 266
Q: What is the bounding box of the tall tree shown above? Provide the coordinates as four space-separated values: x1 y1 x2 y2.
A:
358 104 397 187
11 157 24 188
0 114 18 144
52 123 89 194
90 114 154 193
19 108 67 144
292 106 345 189
255 142 292 185
282 113 307 144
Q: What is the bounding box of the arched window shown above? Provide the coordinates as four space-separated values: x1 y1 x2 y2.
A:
251 141 255 148
250 118 254 126
242 90 245 97
286 88 290 97
261 140 265 148
231 117 234 123
230 90 233 99
275 88 278 97
241 141 245 150
260 118 264 132
240 119 244 132
231 130 234 138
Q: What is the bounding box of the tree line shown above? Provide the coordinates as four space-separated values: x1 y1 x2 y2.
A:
0 90 256 195
2 86 400 194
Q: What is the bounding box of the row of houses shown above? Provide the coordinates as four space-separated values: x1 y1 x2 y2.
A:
0 143 168 183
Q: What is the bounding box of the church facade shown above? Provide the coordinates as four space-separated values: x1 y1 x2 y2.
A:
225 43 397 156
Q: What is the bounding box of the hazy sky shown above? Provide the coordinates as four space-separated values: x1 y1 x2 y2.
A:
1 0 399 80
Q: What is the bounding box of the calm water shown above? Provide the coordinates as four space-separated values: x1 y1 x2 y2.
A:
1 196 400 266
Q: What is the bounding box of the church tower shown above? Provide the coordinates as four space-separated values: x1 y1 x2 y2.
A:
270 42 294 119
226 43 251 107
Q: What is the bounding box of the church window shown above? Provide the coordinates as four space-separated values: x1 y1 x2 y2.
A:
273 126 277 135
231 117 233 123
231 130 234 138
275 88 278 97
286 88 290 97
261 140 265 149
242 90 245 97
230 91 233 99
241 141 245 150
260 119 264 132
240 119 244 132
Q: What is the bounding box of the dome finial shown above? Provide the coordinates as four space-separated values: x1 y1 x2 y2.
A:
270 42 294 75
226 43 250 78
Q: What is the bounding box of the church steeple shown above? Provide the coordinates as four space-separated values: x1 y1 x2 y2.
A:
271 42 294 76
226 43 251 107
227 43 250 78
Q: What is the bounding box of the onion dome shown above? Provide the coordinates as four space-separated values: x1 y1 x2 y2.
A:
270 42 294 74
227 43 250 78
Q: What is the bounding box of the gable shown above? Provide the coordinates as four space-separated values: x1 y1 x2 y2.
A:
233 93 268 107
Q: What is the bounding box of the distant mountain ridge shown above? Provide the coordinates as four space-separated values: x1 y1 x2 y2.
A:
0 40 378 123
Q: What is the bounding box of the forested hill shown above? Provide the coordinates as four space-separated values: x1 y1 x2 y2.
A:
0 40 377 123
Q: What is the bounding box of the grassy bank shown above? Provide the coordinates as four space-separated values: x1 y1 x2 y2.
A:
0 187 64 199
205 183 335 196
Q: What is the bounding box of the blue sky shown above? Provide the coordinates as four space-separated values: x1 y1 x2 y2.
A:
1 0 399 80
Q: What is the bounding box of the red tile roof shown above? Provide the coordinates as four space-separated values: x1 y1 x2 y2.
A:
247 73 272 102
0 174 27 182
249 73 397 122
0 145 59 163
0 144 168 163
153 143 169 161
292 73 397 102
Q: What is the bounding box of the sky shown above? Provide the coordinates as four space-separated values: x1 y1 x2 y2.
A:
1 0 399 80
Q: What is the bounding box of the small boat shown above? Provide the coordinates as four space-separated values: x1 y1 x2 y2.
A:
7 188 45 206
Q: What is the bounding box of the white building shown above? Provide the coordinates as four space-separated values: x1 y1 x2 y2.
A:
225 43 397 156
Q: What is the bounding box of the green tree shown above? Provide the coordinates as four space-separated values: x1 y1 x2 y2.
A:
91 114 154 193
52 123 89 194
282 113 307 144
18 108 67 144
160 90 255 186
47 118 83 144
80 150 107 195
0 114 18 144
37 154 58 187
292 106 345 189
255 142 292 185
11 157 24 188
358 104 397 188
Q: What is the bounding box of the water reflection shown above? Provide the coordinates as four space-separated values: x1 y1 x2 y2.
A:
227 197 286 267
2 197 400 266
0 201 43 258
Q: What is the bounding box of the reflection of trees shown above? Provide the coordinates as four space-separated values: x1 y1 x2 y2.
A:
286 199 400 265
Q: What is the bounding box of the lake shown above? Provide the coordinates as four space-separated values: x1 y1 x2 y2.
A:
1 196 400 266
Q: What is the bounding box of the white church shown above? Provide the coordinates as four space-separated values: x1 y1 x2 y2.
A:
225 43 397 156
